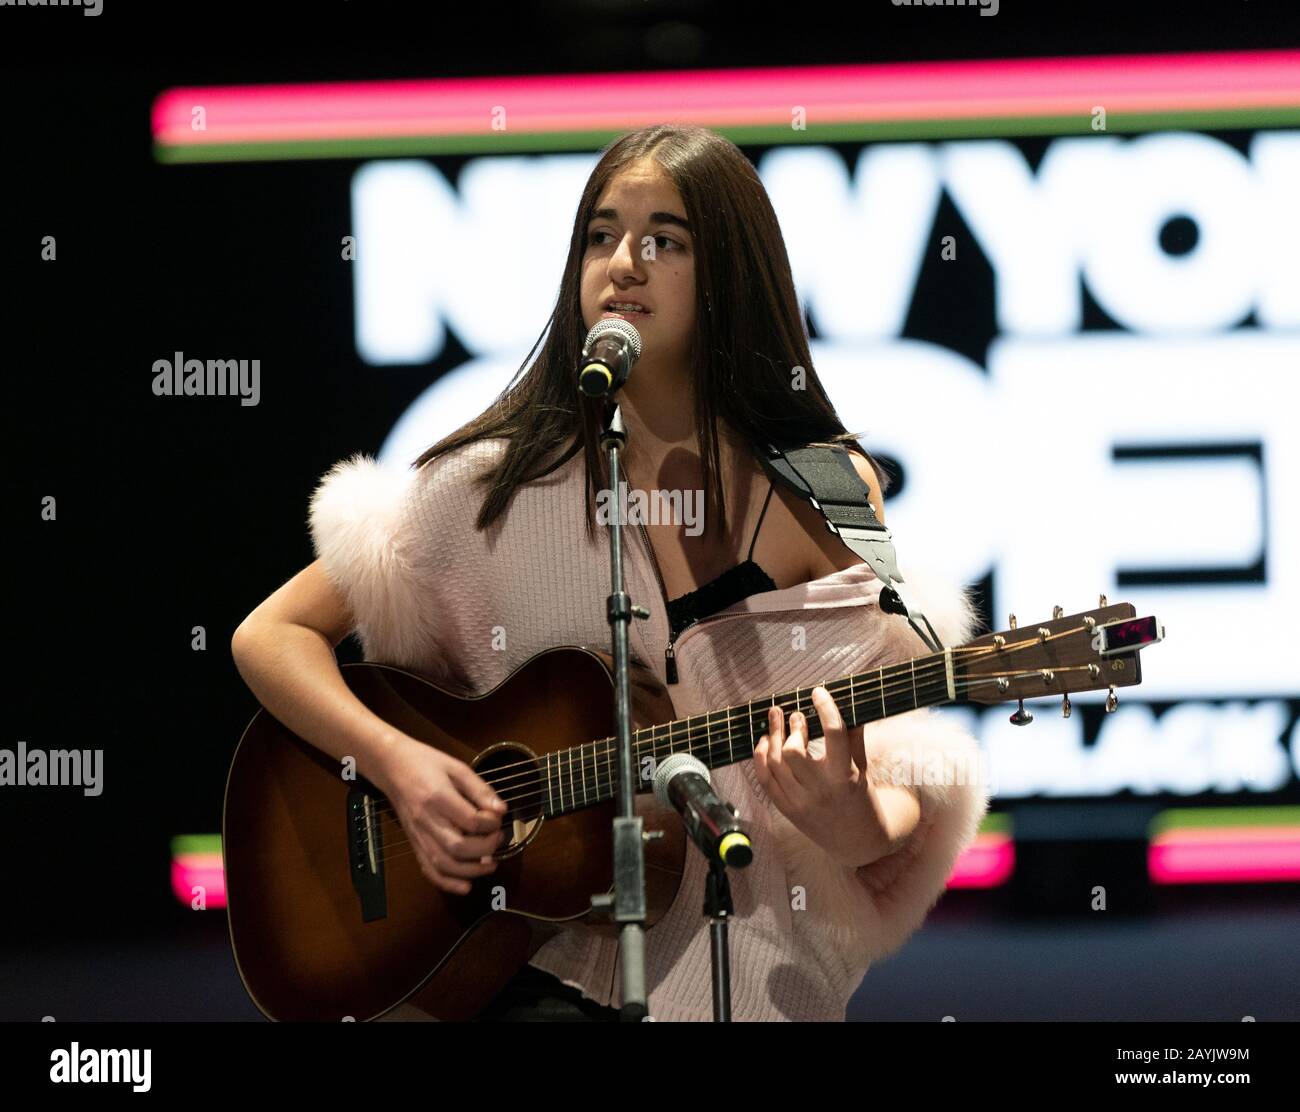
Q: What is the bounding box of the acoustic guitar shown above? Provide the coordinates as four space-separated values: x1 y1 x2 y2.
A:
223 601 1164 1020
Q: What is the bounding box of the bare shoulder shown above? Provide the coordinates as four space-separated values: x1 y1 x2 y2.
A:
801 450 887 579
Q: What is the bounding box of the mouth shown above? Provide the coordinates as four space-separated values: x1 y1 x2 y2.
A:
602 300 652 320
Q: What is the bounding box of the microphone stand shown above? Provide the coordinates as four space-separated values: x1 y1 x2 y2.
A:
706 858 735 1022
589 400 652 1022
653 754 748 1023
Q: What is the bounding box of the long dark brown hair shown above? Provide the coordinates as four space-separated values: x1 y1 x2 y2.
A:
413 124 887 543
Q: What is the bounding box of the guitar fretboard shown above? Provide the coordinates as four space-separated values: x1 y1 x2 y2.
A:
538 648 957 817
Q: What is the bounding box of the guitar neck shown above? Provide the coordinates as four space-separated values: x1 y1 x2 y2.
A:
541 648 957 817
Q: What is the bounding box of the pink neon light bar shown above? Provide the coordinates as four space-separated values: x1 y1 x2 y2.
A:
1149 827 1300 884
170 855 227 909
152 50 1300 148
164 835 1007 911
947 834 1014 888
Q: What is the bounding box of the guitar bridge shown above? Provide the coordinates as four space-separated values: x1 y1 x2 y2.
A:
347 786 388 922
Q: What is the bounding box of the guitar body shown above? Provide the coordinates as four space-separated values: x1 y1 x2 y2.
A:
223 646 685 1022
224 600 1163 1021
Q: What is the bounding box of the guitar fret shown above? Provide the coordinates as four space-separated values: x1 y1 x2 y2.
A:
553 651 958 804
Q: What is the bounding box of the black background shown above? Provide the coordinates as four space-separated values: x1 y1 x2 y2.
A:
3 0 1297 1009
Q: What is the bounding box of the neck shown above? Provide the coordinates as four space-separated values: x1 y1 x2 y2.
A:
616 382 749 479
618 366 696 462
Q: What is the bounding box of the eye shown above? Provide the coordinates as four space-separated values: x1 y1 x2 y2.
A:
586 230 684 252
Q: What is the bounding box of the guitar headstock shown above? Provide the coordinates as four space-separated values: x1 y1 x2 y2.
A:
956 597 1165 721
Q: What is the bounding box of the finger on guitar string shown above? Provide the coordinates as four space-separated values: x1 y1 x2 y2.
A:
375 737 510 894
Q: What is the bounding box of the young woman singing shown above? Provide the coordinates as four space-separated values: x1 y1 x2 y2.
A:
232 124 987 1022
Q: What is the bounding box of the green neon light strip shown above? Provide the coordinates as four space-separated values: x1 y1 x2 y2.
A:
1150 806 1300 836
170 833 223 857
153 106 1300 165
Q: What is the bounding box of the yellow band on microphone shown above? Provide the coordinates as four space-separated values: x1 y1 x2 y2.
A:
719 831 751 863
581 363 612 388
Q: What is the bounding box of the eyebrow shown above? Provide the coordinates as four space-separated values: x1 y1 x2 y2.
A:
588 207 692 233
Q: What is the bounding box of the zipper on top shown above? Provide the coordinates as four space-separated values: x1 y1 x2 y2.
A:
635 518 758 685
636 518 681 683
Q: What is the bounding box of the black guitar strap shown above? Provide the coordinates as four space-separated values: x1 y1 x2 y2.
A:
758 442 945 652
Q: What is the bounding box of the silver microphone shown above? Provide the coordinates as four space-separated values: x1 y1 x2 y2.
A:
578 318 642 397
652 753 753 868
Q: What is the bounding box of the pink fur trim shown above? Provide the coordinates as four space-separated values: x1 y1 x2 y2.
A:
307 453 444 669
874 559 985 660
770 711 988 974
769 561 990 976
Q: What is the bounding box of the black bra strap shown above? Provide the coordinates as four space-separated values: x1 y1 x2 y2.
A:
746 480 776 562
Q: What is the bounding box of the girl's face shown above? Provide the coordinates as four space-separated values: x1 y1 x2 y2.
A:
580 158 697 375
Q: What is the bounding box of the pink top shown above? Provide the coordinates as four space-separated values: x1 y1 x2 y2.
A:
309 437 989 1021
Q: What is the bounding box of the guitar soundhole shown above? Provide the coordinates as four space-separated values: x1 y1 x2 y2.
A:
474 743 545 858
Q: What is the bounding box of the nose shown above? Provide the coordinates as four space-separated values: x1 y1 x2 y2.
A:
607 231 645 284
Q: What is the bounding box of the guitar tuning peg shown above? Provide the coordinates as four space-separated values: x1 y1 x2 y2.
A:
1105 685 1118 713
1008 613 1018 630
1061 694 1072 718
1099 594 1108 607
1010 698 1033 726
1053 605 1064 619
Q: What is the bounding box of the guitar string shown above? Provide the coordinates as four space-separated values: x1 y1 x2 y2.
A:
361 651 962 830
359 628 1096 839
361 626 1089 820
368 664 1097 870
457 632 1075 794
371 654 1079 831
370 665 1089 872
